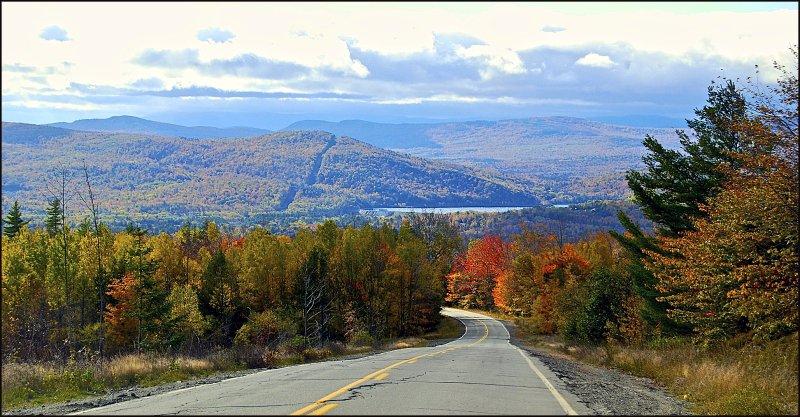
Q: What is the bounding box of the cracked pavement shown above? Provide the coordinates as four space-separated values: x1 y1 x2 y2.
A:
71 309 589 415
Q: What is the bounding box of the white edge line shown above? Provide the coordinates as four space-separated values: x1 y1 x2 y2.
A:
451 308 578 415
515 346 578 415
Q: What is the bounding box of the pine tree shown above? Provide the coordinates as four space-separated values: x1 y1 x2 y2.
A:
612 80 750 335
45 198 63 237
3 201 29 238
609 213 687 334
127 225 177 352
625 80 750 237
199 250 241 343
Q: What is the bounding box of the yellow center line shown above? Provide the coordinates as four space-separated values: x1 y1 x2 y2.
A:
291 317 490 415
374 372 389 381
308 403 339 415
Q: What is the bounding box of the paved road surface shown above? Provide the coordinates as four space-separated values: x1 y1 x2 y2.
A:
74 309 588 415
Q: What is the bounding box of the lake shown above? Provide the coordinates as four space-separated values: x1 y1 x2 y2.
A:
363 205 569 214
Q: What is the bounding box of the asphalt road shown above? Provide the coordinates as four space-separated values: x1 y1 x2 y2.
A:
73 308 588 415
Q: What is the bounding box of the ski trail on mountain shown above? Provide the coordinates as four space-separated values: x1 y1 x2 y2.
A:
275 138 336 211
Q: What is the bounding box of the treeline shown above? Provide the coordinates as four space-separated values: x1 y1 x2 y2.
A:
2 209 462 363
447 52 798 345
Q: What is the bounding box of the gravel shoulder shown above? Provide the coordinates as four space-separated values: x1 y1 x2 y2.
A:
500 318 692 415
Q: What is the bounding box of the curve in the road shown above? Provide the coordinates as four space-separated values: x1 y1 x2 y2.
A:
72 309 584 415
291 317 489 415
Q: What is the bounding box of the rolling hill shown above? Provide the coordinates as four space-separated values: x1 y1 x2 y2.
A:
47 115 270 139
1 124 538 229
283 119 441 148
1 122 75 144
283 117 682 203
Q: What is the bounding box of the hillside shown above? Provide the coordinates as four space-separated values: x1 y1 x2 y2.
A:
1 127 538 228
284 117 682 203
1 122 75 144
47 115 270 139
284 119 441 148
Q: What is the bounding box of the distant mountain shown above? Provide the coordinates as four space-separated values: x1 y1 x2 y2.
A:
1 122 75 144
47 115 270 139
2 128 538 227
284 116 682 203
589 115 687 128
284 119 441 148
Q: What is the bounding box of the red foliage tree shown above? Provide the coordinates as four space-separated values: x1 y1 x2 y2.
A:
446 235 509 309
104 272 138 351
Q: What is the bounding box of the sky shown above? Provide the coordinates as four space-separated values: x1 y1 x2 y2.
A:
2 2 798 129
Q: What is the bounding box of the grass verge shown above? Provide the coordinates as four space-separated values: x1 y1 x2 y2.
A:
1 353 242 412
1 314 466 412
510 316 798 416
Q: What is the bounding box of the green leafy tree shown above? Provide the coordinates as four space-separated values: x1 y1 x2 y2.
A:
126 226 177 352
561 268 630 345
199 250 241 344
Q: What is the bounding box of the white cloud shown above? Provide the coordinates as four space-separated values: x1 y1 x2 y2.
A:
541 25 566 33
1 2 796 119
575 53 616 68
197 27 235 43
39 25 70 41
455 44 526 79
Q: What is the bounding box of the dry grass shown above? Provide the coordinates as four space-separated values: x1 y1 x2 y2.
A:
1 314 467 412
1 353 241 412
513 323 798 416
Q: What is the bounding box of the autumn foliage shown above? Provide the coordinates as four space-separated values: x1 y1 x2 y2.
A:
648 69 799 341
446 235 509 309
444 50 798 348
2 217 462 362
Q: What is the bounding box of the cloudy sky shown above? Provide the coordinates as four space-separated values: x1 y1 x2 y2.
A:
2 2 797 129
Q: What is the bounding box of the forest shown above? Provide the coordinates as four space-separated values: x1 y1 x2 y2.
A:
2 215 463 363
446 52 797 343
0 128 537 230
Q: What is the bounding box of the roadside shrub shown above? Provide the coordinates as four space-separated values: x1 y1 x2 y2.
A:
285 335 308 353
233 345 273 368
233 310 297 348
348 330 374 347
302 347 333 361
327 341 346 355
561 268 629 344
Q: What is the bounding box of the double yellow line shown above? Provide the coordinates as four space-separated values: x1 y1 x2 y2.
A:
291 318 490 415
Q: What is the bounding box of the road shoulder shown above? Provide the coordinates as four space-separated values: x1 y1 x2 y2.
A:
500 318 691 415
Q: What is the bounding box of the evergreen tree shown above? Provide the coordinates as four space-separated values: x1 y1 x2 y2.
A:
609 213 688 334
45 198 63 237
625 80 750 237
3 201 30 238
199 250 241 343
612 80 750 334
127 225 177 352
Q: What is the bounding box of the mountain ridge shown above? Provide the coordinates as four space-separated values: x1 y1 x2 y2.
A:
46 115 271 139
281 117 682 202
1 125 539 229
